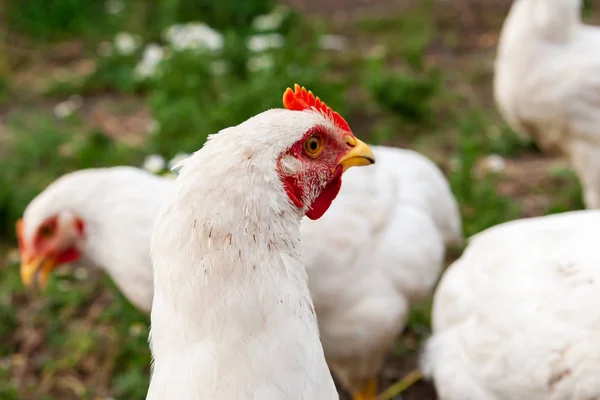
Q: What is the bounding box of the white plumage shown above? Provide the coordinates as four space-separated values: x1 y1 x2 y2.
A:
494 0 600 208
301 145 462 396
146 100 376 399
18 166 170 313
422 210 600 400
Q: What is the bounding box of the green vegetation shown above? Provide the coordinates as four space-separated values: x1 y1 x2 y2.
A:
0 0 588 398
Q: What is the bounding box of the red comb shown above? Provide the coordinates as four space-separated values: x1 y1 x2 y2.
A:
282 84 351 133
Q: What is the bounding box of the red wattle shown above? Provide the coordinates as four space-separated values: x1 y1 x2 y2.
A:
57 247 81 264
282 175 304 208
306 167 343 220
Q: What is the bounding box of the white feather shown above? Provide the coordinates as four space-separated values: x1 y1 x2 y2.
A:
494 0 600 208
21 166 171 313
301 145 461 391
422 210 600 400
147 108 338 400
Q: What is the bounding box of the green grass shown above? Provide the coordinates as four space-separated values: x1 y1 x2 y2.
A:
0 0 589 398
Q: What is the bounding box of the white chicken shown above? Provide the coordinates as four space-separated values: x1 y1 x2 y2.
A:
146 84 375 399
494 0 600 208
301 145 462 399
16 166 170 313
422 209 600 400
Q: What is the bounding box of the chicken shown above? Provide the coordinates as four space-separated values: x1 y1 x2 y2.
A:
421 209 600 400
16 166 170 313
146 84 375 399
494 0 600 208
301 145 462 399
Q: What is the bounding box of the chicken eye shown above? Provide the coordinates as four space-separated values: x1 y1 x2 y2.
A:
39 224 55 238
303 136 324 157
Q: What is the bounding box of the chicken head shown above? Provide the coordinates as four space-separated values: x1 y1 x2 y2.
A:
17 211 85 289
278 84 375 220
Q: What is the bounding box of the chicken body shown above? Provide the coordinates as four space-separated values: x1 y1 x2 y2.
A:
146 90 375 400
422 210 600 400
494 0 600 208
18 166 170 312
302 145 462 396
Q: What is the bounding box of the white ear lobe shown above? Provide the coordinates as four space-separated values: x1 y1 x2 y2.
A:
57 210 81 239
279 155 302 175
58 210 76 225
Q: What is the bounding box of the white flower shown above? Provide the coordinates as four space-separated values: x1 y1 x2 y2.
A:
247 54 274 72
252 6 289 31
482 154 506 173
114 32 140 55
318 34 348 51
53 95 83 119
168 152 191 171
142 154 166 174
105 0 124 15
247 34 285 53
164 22 223 52
135 43 164 79
54 102 72 119
146 119 160 135
210 60 229 76
97 41 113 57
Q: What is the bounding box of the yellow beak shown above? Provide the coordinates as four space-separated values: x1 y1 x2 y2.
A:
336 136 376 172
20 253 57 290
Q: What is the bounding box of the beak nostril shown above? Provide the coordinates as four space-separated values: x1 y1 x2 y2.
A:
345 136 357 148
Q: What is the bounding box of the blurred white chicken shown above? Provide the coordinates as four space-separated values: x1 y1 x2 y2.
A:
494 0 600 208
146 84 374 399
302 145 462 399
422 209 600 400
17 166 170 313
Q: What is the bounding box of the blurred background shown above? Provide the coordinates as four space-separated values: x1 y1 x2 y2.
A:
0 0 595 399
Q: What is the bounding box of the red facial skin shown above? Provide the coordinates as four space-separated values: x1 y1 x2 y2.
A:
277 125 355 220
17 215 85 266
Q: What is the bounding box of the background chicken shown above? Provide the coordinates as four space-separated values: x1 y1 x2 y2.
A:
16 166 170 313
494 0 600 207
422 209 600 400
146 85 374 399
302 145 462 399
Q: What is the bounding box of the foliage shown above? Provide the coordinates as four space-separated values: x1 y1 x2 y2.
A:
5 0 112 41
449 113 522 237
365 59 442 125
150 0 277 32
147 23 344 155
0 114 144 238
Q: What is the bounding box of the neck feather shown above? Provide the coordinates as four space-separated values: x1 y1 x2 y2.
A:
506 0 581 43
149 145 314 353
